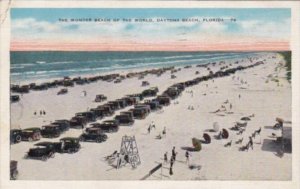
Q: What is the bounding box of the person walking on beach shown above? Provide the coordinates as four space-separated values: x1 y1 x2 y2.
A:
43 110 46 115
40 110 42 116
169 166 173 175
172 147 177 161
151 121 156 130
162 127 166 138
170 156 174 167
239 94 241 99
230 103 232 110
164 152 168 163
34 111 36 116
147 126 151 134
185 151 190 165
248 137 253 150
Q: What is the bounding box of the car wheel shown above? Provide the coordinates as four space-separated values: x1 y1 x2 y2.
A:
28 137 33 142
49 152 55 158
67 148 73 154
11 171 18 180
79 136 84 142
96 138 101 143
15 135 22 142
41 156 47 161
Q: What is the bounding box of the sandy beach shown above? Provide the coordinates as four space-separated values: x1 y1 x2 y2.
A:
10 52 291 180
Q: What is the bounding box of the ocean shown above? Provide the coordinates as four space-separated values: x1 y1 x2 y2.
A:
10 51 261 83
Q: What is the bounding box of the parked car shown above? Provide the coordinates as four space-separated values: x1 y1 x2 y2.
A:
10 95 20 103
130 108 149 119
156 95 171 106
97 105 114 116
121 97 136 106
106 101 121 111
142 88 158 97
10 160 18 180
90 108 104 120
53 137 81 154
80 128 107 143
57 88 68 95
94 94 107 102
41 125 62 138
10 129 22 144
25 142 56 161
21 128 41 141
144 100 162 111
75 111 96 122
52 120 70 132
142 81 150 86
91 120 119 132
115 99 127 109
70 116 87 129
114 114 134 126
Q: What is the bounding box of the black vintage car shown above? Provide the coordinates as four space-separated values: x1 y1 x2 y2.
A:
156 95 171 106
10 129 22 144
130 107 149 119
114 114 134 126
53 137 81 153
142 87 158 97
95 94 107 102
144 100 162 111
10 160 18 180
57 88 68 95
75 111 96 122
79 128 108 143
121 97 136 106
97 105 114 116
41 125 62 138
25 142 56 161
106 101 121 111
21 128 41 141
91 120 119 132
52 120 70 132
10 95 20 103
70 116 87 129
115 99 127 109
90 108 104 120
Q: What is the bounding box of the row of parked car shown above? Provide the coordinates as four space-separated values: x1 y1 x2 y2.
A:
12 61 265 164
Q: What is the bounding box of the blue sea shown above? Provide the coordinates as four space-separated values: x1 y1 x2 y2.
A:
10 51 262 82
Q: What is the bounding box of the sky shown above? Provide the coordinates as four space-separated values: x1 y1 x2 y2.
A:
11 8 291 51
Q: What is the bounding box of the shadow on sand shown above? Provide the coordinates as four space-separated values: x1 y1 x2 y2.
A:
261 139 291 154
181 146 198 152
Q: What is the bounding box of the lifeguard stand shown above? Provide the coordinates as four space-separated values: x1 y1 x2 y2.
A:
119 135 141 168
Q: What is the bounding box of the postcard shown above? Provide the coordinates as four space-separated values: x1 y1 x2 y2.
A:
0 1 299 189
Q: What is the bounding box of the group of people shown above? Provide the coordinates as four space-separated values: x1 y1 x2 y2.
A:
186 90 194 97
148 121 167 139
187 105 195 110
147 121 156 134
164 147 178 175
163 147 191 176
34 110 46 116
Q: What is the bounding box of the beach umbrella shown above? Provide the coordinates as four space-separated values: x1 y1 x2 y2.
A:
222 129 229 139
276 117 284 124
192 138 202 151
213 122 219 132
203 133 211 144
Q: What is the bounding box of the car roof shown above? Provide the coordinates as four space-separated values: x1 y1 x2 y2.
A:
42 124 60 128
23 127 40 130
60 137 79 141
35 142 53 146
55 119 69 122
